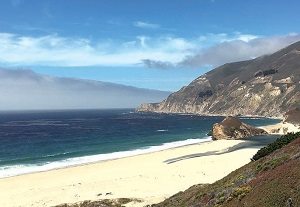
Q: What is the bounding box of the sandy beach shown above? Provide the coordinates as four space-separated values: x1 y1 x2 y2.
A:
0 134 282 207
261 122 300 134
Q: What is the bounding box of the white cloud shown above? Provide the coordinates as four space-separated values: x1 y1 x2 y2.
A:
234 34 259 42
133 21 160 29
0 32 299 69
196 33 259 46
0 33 194 67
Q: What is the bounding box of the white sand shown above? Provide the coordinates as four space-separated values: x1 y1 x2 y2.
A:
261 122 300 134
0 139 263 207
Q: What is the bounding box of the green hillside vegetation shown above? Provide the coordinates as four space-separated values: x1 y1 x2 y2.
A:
252 132 300 161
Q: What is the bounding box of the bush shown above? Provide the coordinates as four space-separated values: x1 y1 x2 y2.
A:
262 69 278 76
232 186 252 200
252 132 300 161
255 156 289 173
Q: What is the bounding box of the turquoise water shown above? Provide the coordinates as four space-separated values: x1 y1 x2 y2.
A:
0 109 280 177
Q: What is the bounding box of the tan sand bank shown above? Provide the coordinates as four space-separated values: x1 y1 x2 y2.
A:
0 139 271 207
261 122 300 134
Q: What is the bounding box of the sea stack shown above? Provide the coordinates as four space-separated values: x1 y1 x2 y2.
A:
212 116 267 140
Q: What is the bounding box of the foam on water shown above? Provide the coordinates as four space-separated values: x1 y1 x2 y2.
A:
156 129 168 132
0 137 212 178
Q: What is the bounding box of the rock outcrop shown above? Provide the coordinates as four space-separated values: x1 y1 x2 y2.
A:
137 41 300 118
212 117 267 140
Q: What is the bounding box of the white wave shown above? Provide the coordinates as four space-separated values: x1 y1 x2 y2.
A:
0 137 212 178
239 117 264 120
156 129 168 132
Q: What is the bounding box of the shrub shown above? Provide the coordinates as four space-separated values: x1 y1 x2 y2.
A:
232 186 252 200
255 156 289 173
252 132 300 161
198 90 213 98
262 69 278 76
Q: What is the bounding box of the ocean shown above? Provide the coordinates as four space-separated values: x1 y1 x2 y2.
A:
0 109 280 178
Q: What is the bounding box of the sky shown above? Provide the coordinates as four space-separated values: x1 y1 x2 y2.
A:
1 0 300 91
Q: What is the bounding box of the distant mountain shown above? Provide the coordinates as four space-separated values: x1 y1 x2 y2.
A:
137 41 300 118
0 68 170 110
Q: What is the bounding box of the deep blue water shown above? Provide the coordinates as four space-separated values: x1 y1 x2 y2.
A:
0 109 280 177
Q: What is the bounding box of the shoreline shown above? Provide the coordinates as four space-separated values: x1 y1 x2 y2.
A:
0 116 282 179
1 121 297 207
0 111 282 179
0 137 213 179
0 132 282 207
136 110 284 120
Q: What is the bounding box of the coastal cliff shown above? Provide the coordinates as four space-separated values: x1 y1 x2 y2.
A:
137 41 300 118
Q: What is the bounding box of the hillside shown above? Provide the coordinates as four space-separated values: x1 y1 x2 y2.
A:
152 132 300 207
284 108 300 125
137 41 300 118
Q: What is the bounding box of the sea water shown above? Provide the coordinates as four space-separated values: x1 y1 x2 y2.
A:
0 109 280 178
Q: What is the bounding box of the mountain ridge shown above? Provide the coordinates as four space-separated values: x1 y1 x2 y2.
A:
137 41 300 118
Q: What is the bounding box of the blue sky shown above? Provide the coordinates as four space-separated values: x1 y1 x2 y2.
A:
1 0 300 91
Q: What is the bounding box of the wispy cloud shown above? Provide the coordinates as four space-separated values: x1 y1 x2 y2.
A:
133 21 160 29
0 33 194 67
0 32 299 68
142 59 175 69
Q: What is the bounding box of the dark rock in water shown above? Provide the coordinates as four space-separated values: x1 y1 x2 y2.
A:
212 116 267 140
284 108 300 125
206 130 213 136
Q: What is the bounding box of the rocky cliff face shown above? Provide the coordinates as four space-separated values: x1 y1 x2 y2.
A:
137 41 300 118
212 117 267 140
